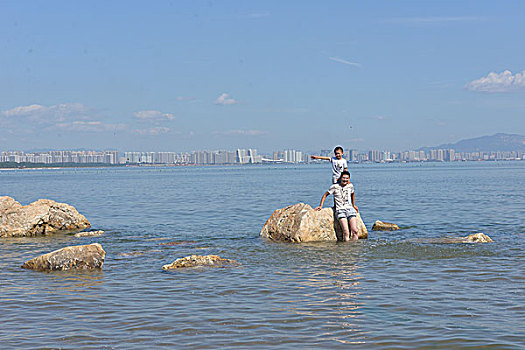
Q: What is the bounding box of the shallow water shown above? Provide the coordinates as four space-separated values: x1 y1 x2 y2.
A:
0 162 524 349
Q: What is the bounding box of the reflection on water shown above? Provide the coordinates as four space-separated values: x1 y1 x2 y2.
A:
0 163 524 348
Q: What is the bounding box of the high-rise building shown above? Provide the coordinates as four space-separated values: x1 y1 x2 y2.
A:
349 149 358 162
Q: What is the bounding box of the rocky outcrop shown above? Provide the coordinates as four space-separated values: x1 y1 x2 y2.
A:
21 243 105 271
372 220 400 231
74 230 104 237
463 233 493 243
260 203 367 242
162 255 238 269
0 196 90 237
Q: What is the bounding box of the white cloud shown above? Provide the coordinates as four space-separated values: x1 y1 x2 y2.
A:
55 121 127 132
212 129 266 136
134 126 170 135
1 103 92 123
214 93 238 105
328 57 361 67
0 103 129 135
1 104 47 117
465 70 525 93
134 110 175 121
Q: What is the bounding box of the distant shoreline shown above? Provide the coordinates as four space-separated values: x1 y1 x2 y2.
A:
0 158 523 170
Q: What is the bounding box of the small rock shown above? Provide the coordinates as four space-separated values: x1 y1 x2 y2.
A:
75 230 104 237
463 233 493 243
372 220 400 231
21 243 105 271
1 196 90 237
162 255 238 270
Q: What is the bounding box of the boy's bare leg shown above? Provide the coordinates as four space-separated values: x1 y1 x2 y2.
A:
349 217 358 241
339 218 351 241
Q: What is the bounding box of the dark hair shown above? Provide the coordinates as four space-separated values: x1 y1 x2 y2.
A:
333 146 344 153
338 170 351 181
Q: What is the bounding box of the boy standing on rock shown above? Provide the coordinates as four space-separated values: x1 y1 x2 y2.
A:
311 146 349 184
315 171 359 241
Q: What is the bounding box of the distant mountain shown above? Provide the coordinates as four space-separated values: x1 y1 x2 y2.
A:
419 133 525 152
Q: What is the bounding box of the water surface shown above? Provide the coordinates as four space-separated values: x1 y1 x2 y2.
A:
1 162 523 349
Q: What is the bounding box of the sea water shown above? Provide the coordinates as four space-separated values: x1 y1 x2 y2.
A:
0 162 523 349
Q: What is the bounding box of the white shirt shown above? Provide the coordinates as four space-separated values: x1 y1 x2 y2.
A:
329 157 348 182
328 183 355 211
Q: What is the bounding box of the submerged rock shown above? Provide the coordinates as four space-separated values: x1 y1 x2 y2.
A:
260 203 367 243
372 220 400 231
162 255 238 269
74 230 104 237
21 243 105 271
0 196 90 237
463 233 493 243
410 233 494 244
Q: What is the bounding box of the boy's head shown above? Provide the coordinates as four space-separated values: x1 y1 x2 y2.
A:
333 146 344 159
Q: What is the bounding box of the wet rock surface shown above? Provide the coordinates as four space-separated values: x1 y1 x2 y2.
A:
162 255 239 269
0 196 90 237
372 220 400 231
260 203 368 242
21 243 105 271
463 233 493 243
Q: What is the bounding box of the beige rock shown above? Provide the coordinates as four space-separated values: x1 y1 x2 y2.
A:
0 196 90 237
372 220 400 231
260 203 367 242
162 254 238 269
74 230 104 237
21 243 105 271
463 233 493 243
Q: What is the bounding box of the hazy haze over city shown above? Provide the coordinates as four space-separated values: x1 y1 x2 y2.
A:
1 1 524 152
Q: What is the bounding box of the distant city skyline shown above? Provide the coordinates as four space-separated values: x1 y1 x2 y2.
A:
2 144 523 166
1 1 524 152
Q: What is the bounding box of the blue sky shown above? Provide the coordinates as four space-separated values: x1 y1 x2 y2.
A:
1 0 524 152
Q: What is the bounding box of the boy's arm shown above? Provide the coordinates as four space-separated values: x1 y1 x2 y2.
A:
315 191 330 210
351 192 358 213
311 155 331 160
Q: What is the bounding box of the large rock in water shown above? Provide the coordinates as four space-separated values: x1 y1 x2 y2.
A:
0 196 90 237
21 243 105 271
260 203 368 242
